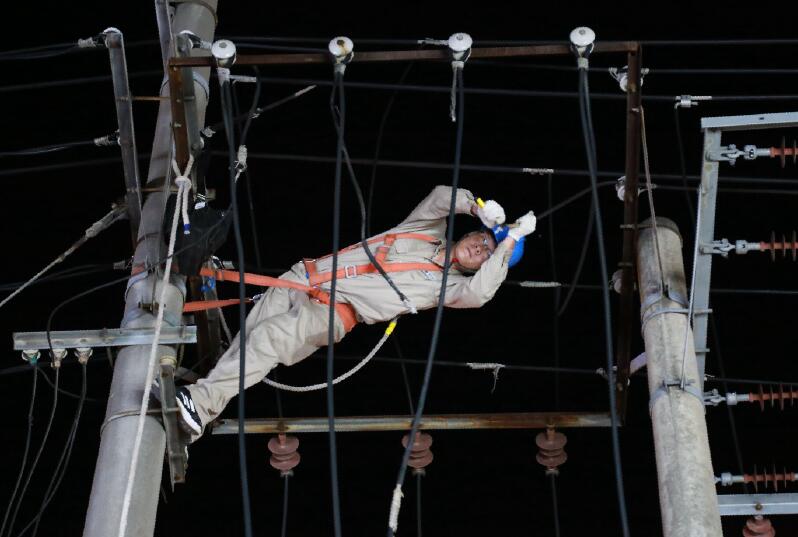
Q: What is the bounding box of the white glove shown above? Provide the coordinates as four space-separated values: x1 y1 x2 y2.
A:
476 199 506 228
507 211 537 241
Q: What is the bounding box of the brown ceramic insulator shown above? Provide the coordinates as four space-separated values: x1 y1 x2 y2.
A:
402 432 434 470
743 464 796 492
743 516 775 537
760 231 798 262
770 137 798 168
268 434 301 474
535 428 567 471
748 384 798 411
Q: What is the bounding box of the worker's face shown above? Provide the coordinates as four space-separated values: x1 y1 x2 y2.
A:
454 231 496 271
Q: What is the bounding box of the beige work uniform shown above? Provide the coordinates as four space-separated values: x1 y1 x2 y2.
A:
188 186 513 428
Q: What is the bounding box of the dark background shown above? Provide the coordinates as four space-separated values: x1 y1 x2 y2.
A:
3 2 798 536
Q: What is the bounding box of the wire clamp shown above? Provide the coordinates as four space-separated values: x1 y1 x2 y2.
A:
177 30 212 52
608 66 648 93
21 349 40 365
447 33 472 122
674 95 712 108
329 36 354 74
649 378 704 413
50 348 68 368
94 130 120 147
699 238 736 257
75 347 93 364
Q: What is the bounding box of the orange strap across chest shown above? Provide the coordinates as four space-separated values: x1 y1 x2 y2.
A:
304 232 443 287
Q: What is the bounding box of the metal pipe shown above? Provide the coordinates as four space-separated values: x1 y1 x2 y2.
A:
105 30 142 245
211 412 612 434
636 217 722 537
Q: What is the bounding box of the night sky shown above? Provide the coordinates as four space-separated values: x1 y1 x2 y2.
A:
3 2 798 536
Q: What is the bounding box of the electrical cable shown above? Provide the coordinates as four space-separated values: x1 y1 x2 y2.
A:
0 204 126 311
555 201 594 317
220 71 255 537
36 367 99 403
25 362 87 537
4 367 59 537
280 474 290 537
366 60 416 236
0 140 98 157
547 173 561 408
577 61 630 537
0 263 117 292
388 65 465 537
326 66 345 537
416 472 423 537
550 473 561 537
392 336 416 414
0 364 37 537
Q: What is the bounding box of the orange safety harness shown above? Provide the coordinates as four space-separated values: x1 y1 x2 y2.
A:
182 233 444 332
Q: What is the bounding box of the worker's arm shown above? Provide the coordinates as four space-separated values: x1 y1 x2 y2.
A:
397 185 478 228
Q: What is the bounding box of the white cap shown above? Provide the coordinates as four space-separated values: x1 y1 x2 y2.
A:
448 33 473 53
569 27 596 48
328 36 354 59
211 39 236 66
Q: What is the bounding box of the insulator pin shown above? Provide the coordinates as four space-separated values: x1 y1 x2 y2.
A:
743 516 775 537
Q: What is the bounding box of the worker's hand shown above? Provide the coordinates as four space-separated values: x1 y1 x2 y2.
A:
508 211 537 241
476 200 506 228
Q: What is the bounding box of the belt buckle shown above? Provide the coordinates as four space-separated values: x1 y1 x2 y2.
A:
344 265 357 278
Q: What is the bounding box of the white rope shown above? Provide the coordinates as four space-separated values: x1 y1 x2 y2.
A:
388 484 404 534
0 206 124 311
171 155 195 235
262 322 395 392
117 160 186 537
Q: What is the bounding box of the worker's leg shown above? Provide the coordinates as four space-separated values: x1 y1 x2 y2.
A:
187 291 346 429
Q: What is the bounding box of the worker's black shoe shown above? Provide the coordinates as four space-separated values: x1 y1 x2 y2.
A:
175 387 203 436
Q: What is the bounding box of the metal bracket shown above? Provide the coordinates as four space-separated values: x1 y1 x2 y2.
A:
13 326 197 351
700 239 736 257
718 493 798 516
649 379 704 413
159 355 189 487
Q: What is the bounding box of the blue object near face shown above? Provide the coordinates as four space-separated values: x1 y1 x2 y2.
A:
488 225 525 268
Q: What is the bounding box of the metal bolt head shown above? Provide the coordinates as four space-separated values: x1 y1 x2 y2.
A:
448 33 473 53
569 27 596 48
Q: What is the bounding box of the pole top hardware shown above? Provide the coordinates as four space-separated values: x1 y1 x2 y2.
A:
211 39 236 67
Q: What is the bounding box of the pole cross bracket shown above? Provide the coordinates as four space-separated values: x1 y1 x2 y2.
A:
649 379 704 413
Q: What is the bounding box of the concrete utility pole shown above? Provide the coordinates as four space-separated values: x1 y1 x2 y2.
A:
636 217 722 537
83 3 218 536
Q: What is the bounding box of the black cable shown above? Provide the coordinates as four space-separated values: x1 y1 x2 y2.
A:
36 367 99 404
392 337 416 414
0 140 98 158
0 263 116 292
366 61 416 236
549 473 561 537
547 174 561 409
415 472 423 537
24 363 87 537
388 66 465 537
280 474 290 537
329 71 413 312
673 105 748 489
5 368 59 537
0 365 37 537
327 67 345 537
220 75 254 537
577 63 630 537
555 201 594 317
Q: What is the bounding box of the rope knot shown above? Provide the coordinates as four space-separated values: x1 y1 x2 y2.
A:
171 156 195 235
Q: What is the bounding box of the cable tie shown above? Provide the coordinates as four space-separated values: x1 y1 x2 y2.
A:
517 281 561 288
93 131 119 146
467 362 506 393
522 167 555 175
77 36 99 49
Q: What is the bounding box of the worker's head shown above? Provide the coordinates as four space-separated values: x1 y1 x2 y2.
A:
454 230 497 271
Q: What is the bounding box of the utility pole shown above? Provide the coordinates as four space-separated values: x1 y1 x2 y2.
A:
83 3 218 536
636 217 722 537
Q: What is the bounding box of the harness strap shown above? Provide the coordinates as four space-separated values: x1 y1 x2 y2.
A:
316 232 440 261
186 268 358 332
304 259 442 287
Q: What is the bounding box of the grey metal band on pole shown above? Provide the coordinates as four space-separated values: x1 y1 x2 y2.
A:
636 217 722 537
82 3 217 537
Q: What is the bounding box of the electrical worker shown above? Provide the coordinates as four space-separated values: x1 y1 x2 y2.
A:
174 185 537 436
